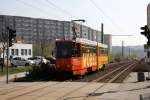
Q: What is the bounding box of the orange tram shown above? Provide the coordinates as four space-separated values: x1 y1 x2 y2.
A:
56 38 108 75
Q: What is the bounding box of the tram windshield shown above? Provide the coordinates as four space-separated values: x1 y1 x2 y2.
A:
56 42 80 58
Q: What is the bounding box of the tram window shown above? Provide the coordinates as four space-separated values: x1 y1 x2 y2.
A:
81 45 96 57
105 48 108 54
72 43 80 57
101 48 108 55
99 47 101 56
100 48 103 54
56 42 80 58
93 48 96 53
82 47 86 53
56 42 72 58
101 48 107 54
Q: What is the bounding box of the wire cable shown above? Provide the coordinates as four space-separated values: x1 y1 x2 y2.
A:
45 0 79 19
15 0 57 18
89 0 125 33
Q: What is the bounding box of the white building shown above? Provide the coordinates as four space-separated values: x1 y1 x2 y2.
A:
0 43 32 59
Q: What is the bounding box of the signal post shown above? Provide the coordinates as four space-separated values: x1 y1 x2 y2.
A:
6 27 16 84
140 3 150 80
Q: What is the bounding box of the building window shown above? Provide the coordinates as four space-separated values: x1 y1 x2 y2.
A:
11 49 14 55
15 49 19 55
28 49 31 55
25 49 27 55
21 49 24 55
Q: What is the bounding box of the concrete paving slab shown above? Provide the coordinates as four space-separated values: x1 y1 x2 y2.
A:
8 95 38 100
0 82 46 91
26 82 73 99
118 81 150 91
0 81 150 100
92 83 120 95
0 82 58 100
94 86 150 100
124 72 150 83
87 81 150 100
0 86 25 95
63 83 103 100
41 82 87 100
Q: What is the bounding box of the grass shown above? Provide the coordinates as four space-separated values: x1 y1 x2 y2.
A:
0 66 32 76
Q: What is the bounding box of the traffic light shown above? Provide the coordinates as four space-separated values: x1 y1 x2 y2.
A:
7 27 16 47
141 25 149 36
141 25 150 46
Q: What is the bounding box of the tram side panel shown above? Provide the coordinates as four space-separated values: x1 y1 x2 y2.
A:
98 47 108 69
80 45 97 74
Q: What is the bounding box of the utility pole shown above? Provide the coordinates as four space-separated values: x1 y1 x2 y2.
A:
122 41 124 59
6 27 9 84
129 48 130 58
101 23 104 43
111 35 133 62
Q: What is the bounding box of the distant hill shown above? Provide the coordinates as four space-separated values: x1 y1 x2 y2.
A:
112 45 146 58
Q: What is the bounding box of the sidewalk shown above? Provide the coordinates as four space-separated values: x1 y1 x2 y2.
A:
0 72 26 83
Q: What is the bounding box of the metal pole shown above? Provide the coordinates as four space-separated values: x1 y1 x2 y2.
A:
101 23 104 43
129 48 130 58
6 27 9 84
148 51 150 79
2 47 5 72
122 41 124 59
148 63 150 79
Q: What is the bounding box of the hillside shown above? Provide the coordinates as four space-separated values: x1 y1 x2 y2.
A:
112 45 146 58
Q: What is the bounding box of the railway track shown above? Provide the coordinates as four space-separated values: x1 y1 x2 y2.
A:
92 61 137 83
73 60 136 82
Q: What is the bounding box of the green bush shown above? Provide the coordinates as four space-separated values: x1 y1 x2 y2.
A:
28 63 56 80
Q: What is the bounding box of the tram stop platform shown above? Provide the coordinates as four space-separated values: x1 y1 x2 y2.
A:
0 72 150 100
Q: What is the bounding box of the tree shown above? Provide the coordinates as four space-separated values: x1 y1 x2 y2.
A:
0 32 7 72
108 53 114 63
131 50 138 59
114 52 123 62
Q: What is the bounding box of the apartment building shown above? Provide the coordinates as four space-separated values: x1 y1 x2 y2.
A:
0 15 112 54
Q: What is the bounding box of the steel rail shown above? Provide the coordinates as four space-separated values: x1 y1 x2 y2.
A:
108 62 136 83
92 62 135 82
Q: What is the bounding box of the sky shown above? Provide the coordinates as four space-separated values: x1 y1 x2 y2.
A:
0 0 149 46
